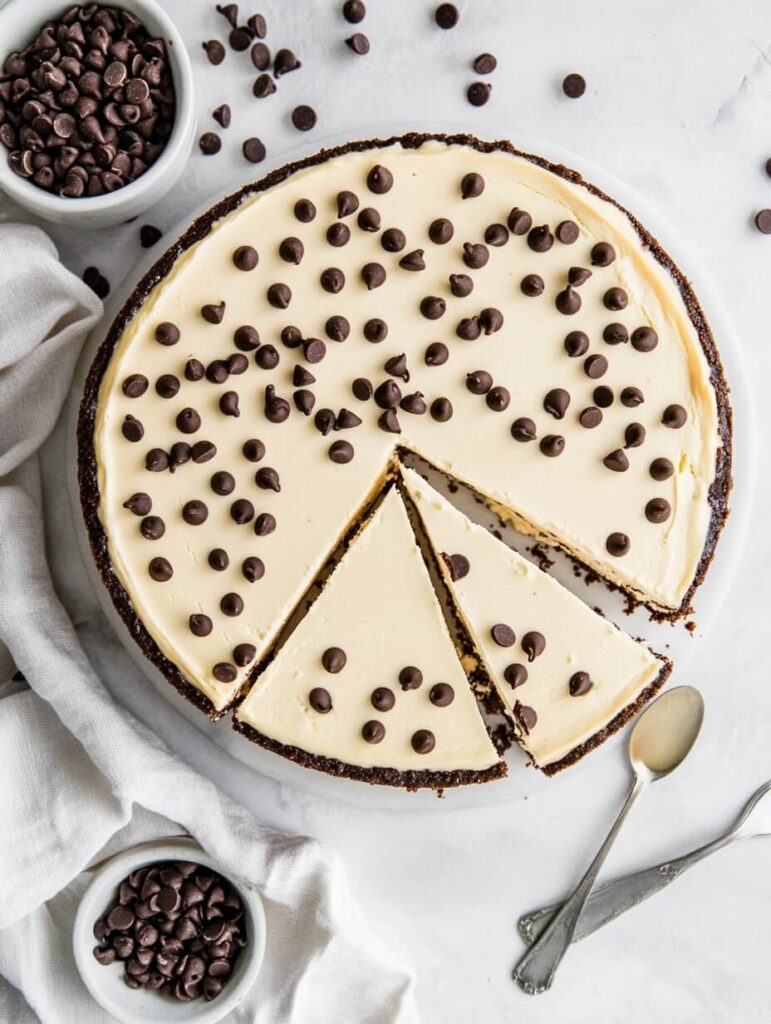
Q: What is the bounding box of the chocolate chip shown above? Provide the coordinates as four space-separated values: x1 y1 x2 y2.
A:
604 449 629 472
450 273 474 297
329 440 354 463
461 172 485 199
521 631 545 661
662 404 687 428
425 342 449 366
242 556 265 582
357 207 380 231
309 687 332 714
556 285 582 315
140 225 162 248
564 330 589 357
401 392 427 414
301 338 325 364
201 302 225 325
294 198 316 222
399 249 425 271
230 498 255 526
278 237 303 265
169 443 192 474
620 386 644 408
267 283 291 308
367 164 393 194
185 359 205 381
593 385 614 408
645 497 672 524
182 500 208 526
755 209 771 234
362 720 385 743
521 274 544 297
336 408 362 429
325 315 350 342
189 614 212 637
591 241 615 267
381 227 406 252
155 322 180 346
336 191 359 218
213 662 237 683
213 104 231 128
327 223 350 252
343 0 366 22
242 438 265 462
230 26 253 51
579 406 602 428
176 408 201 434
124 493 152 516
314 408 336 435
384 354 409 382
320 267 345 293
345 32 370 54
604 287 628 311
121 416 143 442
220 593 244 617
411 729 435 754
255 466 280 491
650 457 674 481
145 449 169 472
399 665 423 690
466 370 492 395
370 687 395 712
233 245 258 271
148 557 173 582
435 2 459 28
140 515 165 539
191 441 217 463
362 262 386 289
629 326 658 352
199 131 222 155
527 225 553 253
430 397 453 422
207 360 230 384
602 322 628 346
429 218 454 244
508 208 533 235
375 379 401 408
442 551 469 580
562 72 586 98
234 325 260 351
463 242 488 269
203 40 226 65
569 266 592 286
624 422 646 448
467 81 491 106
211 471 235 496
208 548 229 572
322 646 346 673
473 52 497 74
377 408 399 434
248 13 268 36
254 513 276 536
584 354 608 379
234 643 257 667
504 663 528 689
481 309 503 335
486 386 510 412
485 223 509 246
363 318 387 343
544 388 570 419
250 42 270 70
569 671 593 696
228 354 249 376
511 417 537 442
275 48 301 76
491 623 516 647
243 136 266 162
352 377 373 401
255 345 279 369
420 296 446 319
606 532 630 557
294 366 316 388
539 434 564 457
556 220 579 244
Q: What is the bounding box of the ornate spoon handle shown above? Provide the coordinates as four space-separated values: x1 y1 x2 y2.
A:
519 833 732 946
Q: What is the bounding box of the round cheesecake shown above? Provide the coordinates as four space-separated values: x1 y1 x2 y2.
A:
78 133 730 785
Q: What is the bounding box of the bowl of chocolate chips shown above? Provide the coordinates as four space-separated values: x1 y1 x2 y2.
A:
0 0 194 227
73 838 266 1023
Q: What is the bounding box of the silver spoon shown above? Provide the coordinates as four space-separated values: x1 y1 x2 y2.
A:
512 685 704 995
519 779 771 946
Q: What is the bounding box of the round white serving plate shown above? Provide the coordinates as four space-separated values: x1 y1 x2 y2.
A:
65 123 756 811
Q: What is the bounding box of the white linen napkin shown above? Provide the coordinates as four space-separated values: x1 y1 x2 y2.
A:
0 223 419 1024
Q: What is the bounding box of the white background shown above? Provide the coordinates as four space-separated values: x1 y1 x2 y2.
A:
3 1 771 1021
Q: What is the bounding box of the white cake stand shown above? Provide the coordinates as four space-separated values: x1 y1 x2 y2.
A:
64 125 755 811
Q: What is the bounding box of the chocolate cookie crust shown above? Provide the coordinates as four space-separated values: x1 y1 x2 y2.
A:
78 132 731 746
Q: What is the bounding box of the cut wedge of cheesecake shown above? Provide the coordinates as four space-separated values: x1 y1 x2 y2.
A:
234 485 505 787
400 467 671 774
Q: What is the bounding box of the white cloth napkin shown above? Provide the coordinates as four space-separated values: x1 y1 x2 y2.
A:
0 223 419 1024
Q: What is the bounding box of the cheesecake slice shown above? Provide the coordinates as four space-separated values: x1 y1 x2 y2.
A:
234 485 504 788
400 467 671 774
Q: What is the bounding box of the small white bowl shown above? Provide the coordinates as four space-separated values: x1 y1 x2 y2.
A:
0 0 195 227
73 838 266 1024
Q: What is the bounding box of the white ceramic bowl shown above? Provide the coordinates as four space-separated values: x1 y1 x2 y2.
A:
0 0 195 227
73 838 266 1024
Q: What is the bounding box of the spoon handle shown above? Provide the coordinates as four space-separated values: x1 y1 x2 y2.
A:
513 778 644 995
518 832 734 946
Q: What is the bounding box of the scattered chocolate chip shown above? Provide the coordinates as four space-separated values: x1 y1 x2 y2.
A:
429 217 454 244
243 136 266 163
564 330 590 357
124 493 152 516
148 557 173 582
324 315 350 342
362 720 385 743
185 359 205 382
491 623 516 647
629 326 658 352
182 500 208 526
562 72 586 98
199 132 222 156
145 449 170 472
294 198 316 222
140 225 162 248
521 631 545 661
556 285 582 315
425 342 449 366
213 104 231 128
435 2 459 28
430 397 453 422
569 671 593 696
442 551 469 580
242 556 265 582
357 207 380 231
398 666 422 691
201 301 226 324
343 0 366 21
191 441 217 463
521 274 544 297
220 391 240 417
123 374 148 398
504 663 528 689
466 81 492 106
463 242 489 269
291 105 316 131
594 385 614 408
544 388 570 419
242 438 265 462
320 267 345 293
345 32 370 54
335 408 362 429
254 513 276 536
211 471 235 496
568 266 592 286
511 417 537 442
329 440 354 463
352 377 373 401
367 686 394 713
231 498 255 523
755 209 771 234
367 164 393 194
662 404 687 428
450 273 474 297
169 443 192 473
604 449 629 472
620 386 644 408
294 366 316 387
155 322 180 346
411 729 435 754
249 13 268 36
255 466 281 491
401 392 426 414
602 322 628 346
253 72 276 97
189 613 212 637
176 408 201 434
556 220 579 244
384 353 409 381
606 532 630 557
267 283 291 308
140 515 165 539
486 386 510 411
274 48 301 75
213 662 238 683
314 408 336 435
650 457 674 481
584 354 608 379
322 646 347 673
604 286 628 311
461 172 485 199
473 52 497 74
230 26 253 51
591 241 615 267
234 643 257 666
233 245 258 271
156 374 180 398
480 308 504 333
579 406 602 428
250 41 270 70
362 317 387 343
645 498 671 524
527 225 553 253
381 227 406 252
309 687 332 713
255 345 279 369
277 237 303 265
484 223 509 247
456 316 481 339
228 353 249 376
466 370 492 395
375 379 401 408
203 40 226 65
234 325 260 351
624 422 646 448
361 262 386 289
540 434 565 457
378 409 400 433
302 338 326 364
420 296 446 320
399 249 425 271
507 208 532 235
336 191 359 219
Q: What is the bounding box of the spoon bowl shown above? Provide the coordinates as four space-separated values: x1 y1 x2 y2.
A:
629 685 705 781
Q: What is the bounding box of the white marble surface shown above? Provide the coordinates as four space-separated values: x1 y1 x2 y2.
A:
4 0 771 1020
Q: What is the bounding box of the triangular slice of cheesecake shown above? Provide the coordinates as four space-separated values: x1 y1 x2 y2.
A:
400 467 671 775
234 485 504 788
